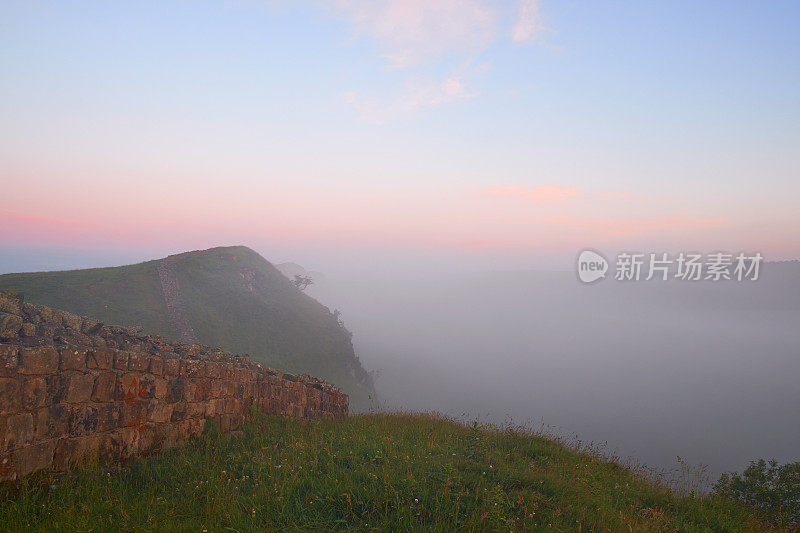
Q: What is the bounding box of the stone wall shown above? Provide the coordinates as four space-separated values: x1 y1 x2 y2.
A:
0 291 348 481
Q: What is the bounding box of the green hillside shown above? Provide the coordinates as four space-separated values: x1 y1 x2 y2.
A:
0 246 373 408
0 412 767 531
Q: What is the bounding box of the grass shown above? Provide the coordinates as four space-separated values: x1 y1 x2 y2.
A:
0 245 373 409
0 412 770 531
0 260 171 338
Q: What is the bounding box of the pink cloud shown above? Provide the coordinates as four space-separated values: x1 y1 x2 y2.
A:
0 211 150 246
594 190 647 201
478 183 583 203
334 0 497 69
476 183 659 204
511 0 546 44
343 72 478 123
534 215 730 235
331 1 546 120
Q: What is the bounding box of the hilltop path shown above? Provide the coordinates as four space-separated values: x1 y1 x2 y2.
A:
157 253 197 343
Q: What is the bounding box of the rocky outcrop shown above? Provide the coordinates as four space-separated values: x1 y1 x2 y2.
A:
0 291 348 482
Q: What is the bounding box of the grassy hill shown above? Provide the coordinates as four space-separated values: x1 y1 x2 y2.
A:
0 246 373 408
0 412 767 531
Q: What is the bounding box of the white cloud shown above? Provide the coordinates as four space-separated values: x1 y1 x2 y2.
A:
343 73 477 123
326 0 548 120
511 0 545 44
334 0 497 69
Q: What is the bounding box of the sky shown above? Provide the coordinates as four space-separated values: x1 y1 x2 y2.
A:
1 0 799 275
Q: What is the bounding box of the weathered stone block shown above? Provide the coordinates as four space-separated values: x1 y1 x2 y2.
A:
64 372 95 403
182 381 197 402
22 377 48 410
148 401 173 423
0 377 22 415
0 345 19 378
0 313 23 339
110 426 140 459
45 374 69 403
205 362 221 379
120 401 147 427
19 346 59 375
135 375 155 399
163 358 180 376
92 372 117 402
36 305 57 324
163 419 192 449
34 404 70 440
149 357 164 376
137 423 165 455
186 402 206 418
308 387 322 404
205 399 218 417
185 359 204 378
170 401 186 422
0 452 13 480
9 439 56 478
59 311 82 331
238 382 255 400
37 324 57 338
113 351 129 370
117 372 139 403
80 317 103 335
86 347 114 370
91 336 107 348
59 348 88 371
97 403 121 432
153 378 167 400
163 378 178 403
0 292 23 315
53 435 101 470
193 378 210 401
218 414 231 433
63 331 93 346
127 352 149 372
69 406 99 437
188 417 206 435
0 413 34 452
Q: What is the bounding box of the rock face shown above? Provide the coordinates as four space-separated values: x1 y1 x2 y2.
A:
0 291 348 482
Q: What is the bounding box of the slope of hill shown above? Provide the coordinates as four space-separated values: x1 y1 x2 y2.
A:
0 246 373 408
0 412 767 530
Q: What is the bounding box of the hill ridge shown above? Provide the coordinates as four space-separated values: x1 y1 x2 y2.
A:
0 246 374 409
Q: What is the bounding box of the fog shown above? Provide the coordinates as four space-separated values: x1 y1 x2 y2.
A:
308 263 800 481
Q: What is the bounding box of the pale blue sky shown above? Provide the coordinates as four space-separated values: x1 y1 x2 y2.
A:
1 1 798 273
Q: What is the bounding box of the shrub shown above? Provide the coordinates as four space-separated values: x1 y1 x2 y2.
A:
713 459 800 527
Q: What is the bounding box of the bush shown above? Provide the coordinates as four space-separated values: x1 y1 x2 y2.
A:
713 459 800 527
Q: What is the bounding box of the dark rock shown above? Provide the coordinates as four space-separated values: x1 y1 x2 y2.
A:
0 292 23 315
0 378 22 415
0 313 23 339
80 317 103 335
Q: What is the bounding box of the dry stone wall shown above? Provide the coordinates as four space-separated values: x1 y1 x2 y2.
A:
0 291 348 481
